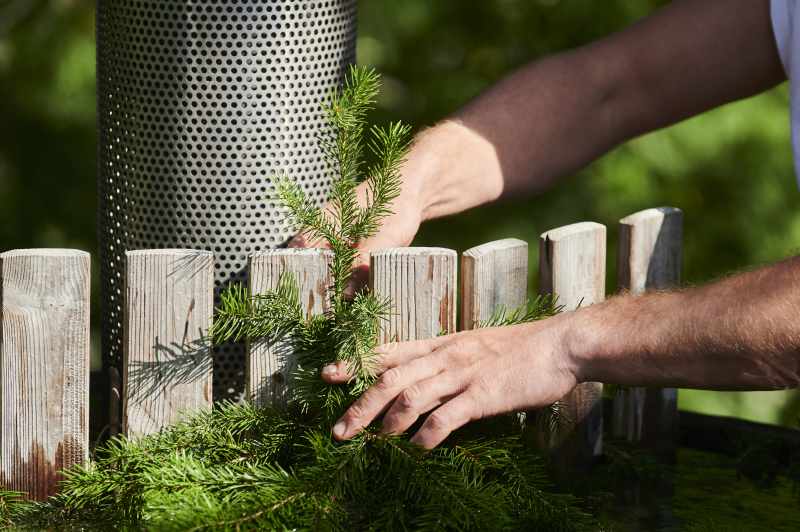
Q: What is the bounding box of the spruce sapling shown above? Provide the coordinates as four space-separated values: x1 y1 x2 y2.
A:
0 66 592 531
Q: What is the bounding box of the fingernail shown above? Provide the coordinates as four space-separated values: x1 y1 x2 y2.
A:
321 364 338 376
333 421 347 438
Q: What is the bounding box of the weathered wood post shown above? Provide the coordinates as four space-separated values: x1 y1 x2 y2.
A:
460 239 528 330
613 207 682 451
0 249 90 500
461 239 530 434
539 222 606 471
248 249 332 406
123 250 214 437
370 248 457 342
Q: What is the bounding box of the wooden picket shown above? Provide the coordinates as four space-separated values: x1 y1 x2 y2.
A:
460 238 528 330
0 249 90 500
612 207 682 450
539 222 607 471
248 249 332 406
370 248 458 342
0 206 686 499
122 250 214 437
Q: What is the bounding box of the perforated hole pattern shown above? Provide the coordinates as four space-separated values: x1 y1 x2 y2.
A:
97 0 357 402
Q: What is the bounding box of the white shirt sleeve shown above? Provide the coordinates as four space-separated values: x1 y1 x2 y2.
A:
772 0 793 77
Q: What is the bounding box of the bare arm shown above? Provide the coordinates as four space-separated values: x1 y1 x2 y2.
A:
571 257 800 391
302 0 796 448
322 257 800 449
421 0 785 217
294 0 785 259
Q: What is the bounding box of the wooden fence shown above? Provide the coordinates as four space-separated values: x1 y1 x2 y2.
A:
0 207 682 500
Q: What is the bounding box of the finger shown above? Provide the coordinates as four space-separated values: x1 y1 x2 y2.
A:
287 233 306 248
320 335 450 382
343 230 416 296
320 360 351 383
344 260 370 298
332 353 448 440
374 335 453 370
410 391 479 449
287 231 329 249
380 370 468 436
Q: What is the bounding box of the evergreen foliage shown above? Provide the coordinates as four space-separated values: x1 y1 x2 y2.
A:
0 66 593 530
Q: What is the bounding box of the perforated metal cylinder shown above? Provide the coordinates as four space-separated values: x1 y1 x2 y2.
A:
97 0 357 403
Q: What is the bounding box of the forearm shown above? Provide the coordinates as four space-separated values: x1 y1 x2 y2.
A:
411 0 783 222
412 47 625 221
568 257 800 391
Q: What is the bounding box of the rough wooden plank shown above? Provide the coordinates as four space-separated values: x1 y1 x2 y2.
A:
613 207 682 450
460 239 528 330
248 249 333 407
123 249 214 438
370 248 457 342
0 249 90 500
539 222 606 469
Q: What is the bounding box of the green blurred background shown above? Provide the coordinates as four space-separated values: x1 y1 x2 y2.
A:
2 0 799 426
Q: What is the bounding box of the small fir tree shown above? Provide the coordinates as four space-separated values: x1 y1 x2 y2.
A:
0 66 592 531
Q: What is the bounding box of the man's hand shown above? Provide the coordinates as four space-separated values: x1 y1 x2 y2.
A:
287 174 422 291
321 317 577 449
296 0 791 449
288 121 505 292
290 0 784 290
322 254 800 449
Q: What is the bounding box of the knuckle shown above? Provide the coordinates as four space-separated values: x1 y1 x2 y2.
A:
378 341 400 354
470 374 492 395
434 346 460 366
377 367 402 390
347 402 366 420
464 387 488 419
381 412 402 431
426 410 450 432
438 340 473 364
397 385 421 410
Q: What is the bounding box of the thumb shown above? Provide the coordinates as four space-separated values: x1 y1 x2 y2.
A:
287 232 329 249
344 231 414 296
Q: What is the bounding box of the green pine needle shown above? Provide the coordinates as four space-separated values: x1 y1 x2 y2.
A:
2 66 591 531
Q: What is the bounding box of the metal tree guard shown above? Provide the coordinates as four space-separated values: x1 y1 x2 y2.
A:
96 0 357 422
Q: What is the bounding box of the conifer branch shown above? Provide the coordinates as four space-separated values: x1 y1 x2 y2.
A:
1 66 594 531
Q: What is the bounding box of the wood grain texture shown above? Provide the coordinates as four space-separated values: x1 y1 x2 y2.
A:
123 249 214 438
460 239 528 330
539 222 606 469
248 249 332 406
370 248 457 342
1 249 90 500
613 207 682 450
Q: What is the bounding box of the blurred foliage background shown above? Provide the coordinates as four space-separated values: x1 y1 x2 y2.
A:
2 0 799 426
